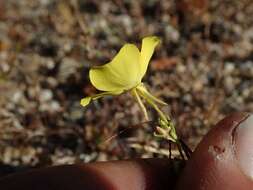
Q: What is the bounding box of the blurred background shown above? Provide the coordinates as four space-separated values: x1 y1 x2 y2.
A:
0 0 252 176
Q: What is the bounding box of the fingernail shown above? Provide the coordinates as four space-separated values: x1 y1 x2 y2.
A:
233 114 253 179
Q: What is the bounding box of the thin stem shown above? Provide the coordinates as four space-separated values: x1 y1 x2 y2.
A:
134 84 191 160
177 141 186 160
137 87 178 141
138 84 167 106
132 88 149 121
179 139 192 159
169 141 172 159
142 94 167 122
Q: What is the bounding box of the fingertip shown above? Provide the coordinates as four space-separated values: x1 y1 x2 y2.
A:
90 158 184 190
0 159 183 190
176 112 253 190
0 164 115 190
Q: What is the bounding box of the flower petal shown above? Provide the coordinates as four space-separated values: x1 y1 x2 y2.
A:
80 90 123 107
140 36 160 78
80 97 92 107
90 44 141 92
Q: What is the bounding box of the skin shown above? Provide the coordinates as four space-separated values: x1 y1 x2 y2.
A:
0 113 252 190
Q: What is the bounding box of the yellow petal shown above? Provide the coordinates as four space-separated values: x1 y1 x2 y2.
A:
80 97 92 107
140 36 160 78
90 44 141 92
80 90 123 107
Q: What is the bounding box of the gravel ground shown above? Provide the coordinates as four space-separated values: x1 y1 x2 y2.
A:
0 0 252 176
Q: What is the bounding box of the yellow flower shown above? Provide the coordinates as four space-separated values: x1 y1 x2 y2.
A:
81 36 179 143
81 36 165 108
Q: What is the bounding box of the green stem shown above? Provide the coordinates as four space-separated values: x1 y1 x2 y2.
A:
145 96 167 122
137 87 178 141
137 83 167 105
131 88 149 121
